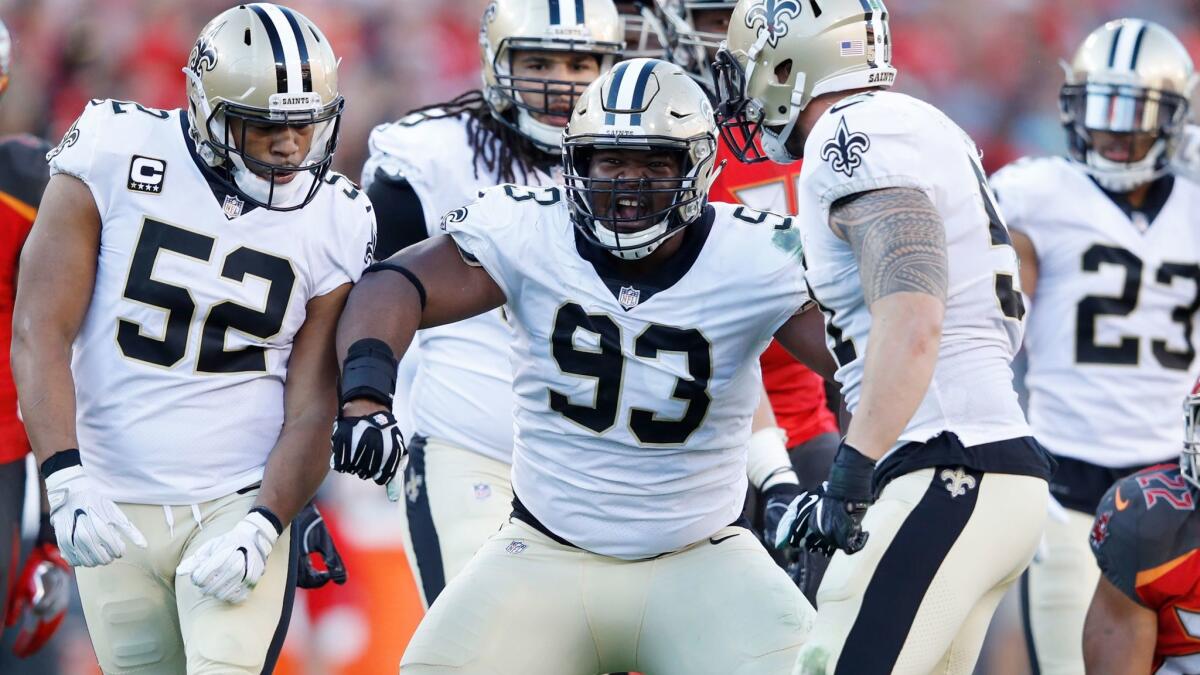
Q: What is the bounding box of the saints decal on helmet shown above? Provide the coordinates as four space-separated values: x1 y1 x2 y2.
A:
183 3 343 211
714 0 895 163
1060 19 1195 193
656 0 736 96
480 0 625 153
563 58 719 260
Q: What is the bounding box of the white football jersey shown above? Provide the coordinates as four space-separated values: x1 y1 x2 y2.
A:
992 157 1200 467
49 100 375 505
443 186 808 559
798 91 1030 451
363 113 555 463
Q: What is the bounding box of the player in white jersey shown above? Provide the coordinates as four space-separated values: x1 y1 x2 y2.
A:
331 59 824 674
10 5 374 673
716 1 1054 673
360 0 623 609
988 20 1200 675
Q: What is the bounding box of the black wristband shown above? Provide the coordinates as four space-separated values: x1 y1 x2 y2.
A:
36 513 55 546
363 262 427 310
249 506 284 536
340 338 398 407
39 448 82 480
827 441 876 502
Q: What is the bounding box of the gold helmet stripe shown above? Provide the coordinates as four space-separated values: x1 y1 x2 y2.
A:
1109 19 1147 72
278 5 314 93
548 0 588 25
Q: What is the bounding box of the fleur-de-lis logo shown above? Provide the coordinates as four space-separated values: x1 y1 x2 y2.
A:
406 473 424 504
820 117 871 177
940 467 977 498
187 20 223 74
744 0 803 48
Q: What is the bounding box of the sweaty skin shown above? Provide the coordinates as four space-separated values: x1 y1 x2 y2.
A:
226 118 316 183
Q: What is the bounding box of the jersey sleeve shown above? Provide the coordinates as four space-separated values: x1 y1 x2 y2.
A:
801 95 931 212
46 101 108 211
438 184 545 302
313 175 377 297
989 158 1051 256
362 118 452 237
1091 477 1148 607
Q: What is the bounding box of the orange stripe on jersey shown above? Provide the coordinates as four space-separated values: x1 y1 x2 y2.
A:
0 191 35 222
1137 549 1200 589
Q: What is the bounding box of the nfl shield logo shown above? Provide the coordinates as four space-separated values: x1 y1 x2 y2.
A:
618 286 641 309
473 483 492 500
222 194 244 220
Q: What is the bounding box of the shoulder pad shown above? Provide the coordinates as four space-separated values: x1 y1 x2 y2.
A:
0 134 52 209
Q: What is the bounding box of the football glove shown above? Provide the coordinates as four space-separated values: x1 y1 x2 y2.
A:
295 502 347 589
330 410 406 486
45 464 147 567
4 519 70 657
760 481 805 556
177 509 280 604
775 441 875 556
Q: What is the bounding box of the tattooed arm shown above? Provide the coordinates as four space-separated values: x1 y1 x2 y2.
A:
832 187 947 461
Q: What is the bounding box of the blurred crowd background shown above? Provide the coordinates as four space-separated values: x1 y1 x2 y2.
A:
0 0 1197 674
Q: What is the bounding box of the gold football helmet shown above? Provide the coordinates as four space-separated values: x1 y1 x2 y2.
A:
481 0 624 152
1184 377 1200 489
656 0 736 95
0 19 11 98
615 1 667 59
563 58 718 260
183 3 343 210
1060 19 1195 192
714 0 895 163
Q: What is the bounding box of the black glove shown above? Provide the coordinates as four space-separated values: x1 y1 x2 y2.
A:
295 502 347 589
330 409 406 486
761 482 805 555
776 441 875 556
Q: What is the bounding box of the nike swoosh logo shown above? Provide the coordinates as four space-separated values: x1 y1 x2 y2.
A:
237 546 249 581
709 533 740 545
1115 487 1130 511
71 508 87 546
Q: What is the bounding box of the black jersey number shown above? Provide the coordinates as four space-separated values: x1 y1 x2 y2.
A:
968 152 1026 321
1076 244 1200 369
549 303 712 445
118 218 296 373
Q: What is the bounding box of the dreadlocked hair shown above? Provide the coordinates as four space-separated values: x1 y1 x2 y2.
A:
400 90 553 185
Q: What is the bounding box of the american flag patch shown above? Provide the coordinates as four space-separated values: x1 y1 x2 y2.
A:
840 40 865 56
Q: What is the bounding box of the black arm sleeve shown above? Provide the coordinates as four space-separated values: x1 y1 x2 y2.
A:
366 167 430 260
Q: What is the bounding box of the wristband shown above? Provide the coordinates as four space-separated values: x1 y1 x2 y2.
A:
827 441 876 503
39 449 82 480
36 513 55 546
339 338 398 407
249 506 284 536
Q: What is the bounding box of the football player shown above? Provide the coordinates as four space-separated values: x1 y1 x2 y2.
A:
717 1 1055 673
1083 376 1200 674
989 19 1200 675
11 5 374 673
332 59 823 674
361 0 623 609
615 0 665 58
0 18 71 659
657 0 839 599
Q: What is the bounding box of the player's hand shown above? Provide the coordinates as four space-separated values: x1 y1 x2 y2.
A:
45 464 147 567
4 518 71 657
295 502 347 589
177 510 280 604
760 481 805 556
330 405 407 486
775 441 875 556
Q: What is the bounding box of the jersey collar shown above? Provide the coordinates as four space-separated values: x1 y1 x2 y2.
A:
1090 173 1175 228
178 112 261 217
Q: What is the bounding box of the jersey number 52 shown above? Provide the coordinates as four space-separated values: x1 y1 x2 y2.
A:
117 218 296 373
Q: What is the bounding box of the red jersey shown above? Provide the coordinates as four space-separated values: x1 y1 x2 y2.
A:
0 135 50 463
710 141 836 447
1091 464 1200 672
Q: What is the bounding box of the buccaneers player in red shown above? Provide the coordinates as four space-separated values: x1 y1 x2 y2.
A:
0 18 71 658
1085 377 1200 674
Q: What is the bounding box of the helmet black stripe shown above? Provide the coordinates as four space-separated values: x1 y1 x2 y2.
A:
575 0 585 23
278 5 312 93
1129 23 1149 70
604 60 631 125
548 0 561 25
249 4 288 94
1107 24 1124 69
628 60 656 126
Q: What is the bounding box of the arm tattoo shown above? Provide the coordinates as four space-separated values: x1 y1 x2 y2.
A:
829 188 948 306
